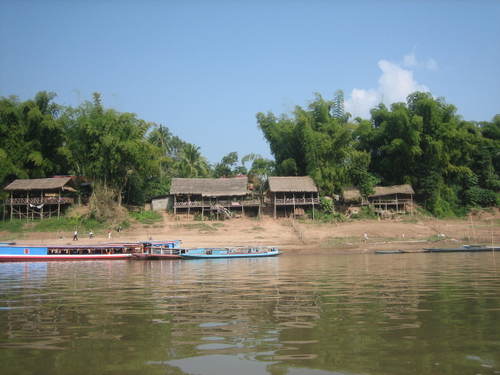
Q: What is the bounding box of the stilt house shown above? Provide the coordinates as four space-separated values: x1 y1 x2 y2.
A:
268 176 319 219
342 184 415 215
170 177 260 219
4 177 77 220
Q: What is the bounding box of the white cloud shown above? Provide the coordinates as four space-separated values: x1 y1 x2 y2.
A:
345 55 432 119
403 51 438 71
403 52 418 67
378 59 428 104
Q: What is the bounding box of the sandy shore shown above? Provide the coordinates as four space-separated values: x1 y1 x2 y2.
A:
4 209 499 254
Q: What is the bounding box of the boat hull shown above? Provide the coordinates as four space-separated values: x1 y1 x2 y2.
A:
424 247 500 253
133 253 182 260
0 254 133 262
180 249 281 259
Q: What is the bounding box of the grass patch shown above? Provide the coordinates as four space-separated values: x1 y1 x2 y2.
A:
212 223 225 228
30 217 107 233
426 234 446 242
321 236 361 248
250 226 265 231
180 223 218 232
0 219 26 233
130 211 162 225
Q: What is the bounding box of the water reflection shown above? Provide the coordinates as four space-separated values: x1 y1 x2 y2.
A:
0 253 499 375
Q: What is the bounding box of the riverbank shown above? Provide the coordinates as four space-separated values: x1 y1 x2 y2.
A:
2 209 499 254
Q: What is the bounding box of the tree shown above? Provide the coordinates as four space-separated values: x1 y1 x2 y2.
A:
175 144 210 178
257 93 376 196
60 93 159 206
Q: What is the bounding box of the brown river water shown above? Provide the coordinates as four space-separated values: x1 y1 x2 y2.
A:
0 252 499 375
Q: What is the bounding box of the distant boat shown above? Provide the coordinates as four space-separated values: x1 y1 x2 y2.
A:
180 246 281 259
0 240 181 262
374 250 407 254
424 245 500 253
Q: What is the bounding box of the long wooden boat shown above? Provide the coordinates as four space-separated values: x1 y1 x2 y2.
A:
424 245 500 253
180 246 281 259
0 240 181 262
374 250 407 254
133 240 183 260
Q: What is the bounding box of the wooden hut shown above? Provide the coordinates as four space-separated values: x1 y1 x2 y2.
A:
342 184 415 215
268 176 319 219
3 177 76 220
369 184 415 214
170 177 260 219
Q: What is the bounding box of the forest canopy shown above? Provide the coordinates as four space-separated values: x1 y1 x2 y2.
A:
257 92 499 216
1 91 498 217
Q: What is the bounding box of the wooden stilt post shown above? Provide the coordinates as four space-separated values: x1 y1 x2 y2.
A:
187 195 191 220
201 196 204 221
273 193 276 219
293 193 296 218
10 192 13 221
57 189 61 219
40 190 44 220
173 195 177 215
312 192 315 220
26 191 29 221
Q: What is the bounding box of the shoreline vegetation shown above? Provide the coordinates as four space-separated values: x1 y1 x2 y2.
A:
1 91 499 244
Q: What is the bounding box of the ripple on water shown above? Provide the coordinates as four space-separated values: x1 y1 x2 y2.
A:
0 253 499 375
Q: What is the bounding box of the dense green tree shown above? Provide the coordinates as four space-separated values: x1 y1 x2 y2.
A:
257 94 377 196
59 93 159 206
357 93 499 215
175 144 210 178
0 92 68 183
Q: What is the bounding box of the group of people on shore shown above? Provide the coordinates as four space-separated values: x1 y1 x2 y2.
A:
72 226 122 241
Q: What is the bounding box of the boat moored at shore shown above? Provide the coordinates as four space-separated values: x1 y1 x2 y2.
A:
179 246 281 259
424 245 500 253
0 240 181 262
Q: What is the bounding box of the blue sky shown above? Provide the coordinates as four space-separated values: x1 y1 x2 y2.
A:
1 1 499 163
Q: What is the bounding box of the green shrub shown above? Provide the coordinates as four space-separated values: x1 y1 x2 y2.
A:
464 187 498 207
130 210 162 224
0 219 25 233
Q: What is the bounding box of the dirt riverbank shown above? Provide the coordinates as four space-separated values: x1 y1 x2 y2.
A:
5 209 499 254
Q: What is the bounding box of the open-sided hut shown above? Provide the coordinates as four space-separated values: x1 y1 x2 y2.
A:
268 176 319 219
369 184 415 214
342 184 415 214
3 177 77 220
170 177 260 219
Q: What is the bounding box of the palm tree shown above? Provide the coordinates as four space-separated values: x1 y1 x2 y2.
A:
176 144 210 177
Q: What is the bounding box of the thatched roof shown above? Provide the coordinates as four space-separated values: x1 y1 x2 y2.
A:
343 184 415 201
268 176 318 193
170 177 249 197
371 184 414 197
342 188 362 201
4 177 74 191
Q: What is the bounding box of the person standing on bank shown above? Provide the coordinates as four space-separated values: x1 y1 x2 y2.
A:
73 230 78 241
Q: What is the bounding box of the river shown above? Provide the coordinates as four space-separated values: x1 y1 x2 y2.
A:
1 253 499 375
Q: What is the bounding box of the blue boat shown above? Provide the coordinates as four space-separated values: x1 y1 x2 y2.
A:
0 240 181 262
180 246 281 259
